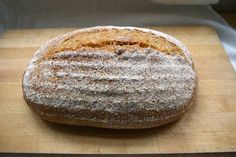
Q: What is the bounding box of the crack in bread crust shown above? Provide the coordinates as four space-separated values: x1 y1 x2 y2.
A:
43 28 183 61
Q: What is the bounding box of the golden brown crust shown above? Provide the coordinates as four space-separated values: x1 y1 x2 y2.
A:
43 28 183 61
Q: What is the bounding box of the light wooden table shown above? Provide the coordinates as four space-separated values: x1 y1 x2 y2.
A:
0 26 236 154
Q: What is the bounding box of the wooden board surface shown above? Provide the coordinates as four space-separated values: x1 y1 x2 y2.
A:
0 26 236 154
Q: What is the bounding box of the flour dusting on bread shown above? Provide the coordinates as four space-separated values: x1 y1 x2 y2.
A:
23 26 197 129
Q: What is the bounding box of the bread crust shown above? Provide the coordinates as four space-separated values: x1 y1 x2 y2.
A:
22 26 197 129
23 91 195 129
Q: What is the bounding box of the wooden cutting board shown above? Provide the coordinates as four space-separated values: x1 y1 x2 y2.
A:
0 26 236 154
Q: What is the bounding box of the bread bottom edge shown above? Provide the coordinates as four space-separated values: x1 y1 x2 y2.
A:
24 92 194 129
34 104 191 129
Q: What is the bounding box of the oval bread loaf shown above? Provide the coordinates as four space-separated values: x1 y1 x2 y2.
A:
23 26 197 129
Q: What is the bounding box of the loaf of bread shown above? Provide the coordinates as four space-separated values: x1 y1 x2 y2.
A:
23 26 197 129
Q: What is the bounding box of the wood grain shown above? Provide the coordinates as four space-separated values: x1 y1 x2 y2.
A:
0 26 236 154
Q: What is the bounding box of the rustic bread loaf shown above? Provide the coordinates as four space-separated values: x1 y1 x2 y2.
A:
22 26 197 129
